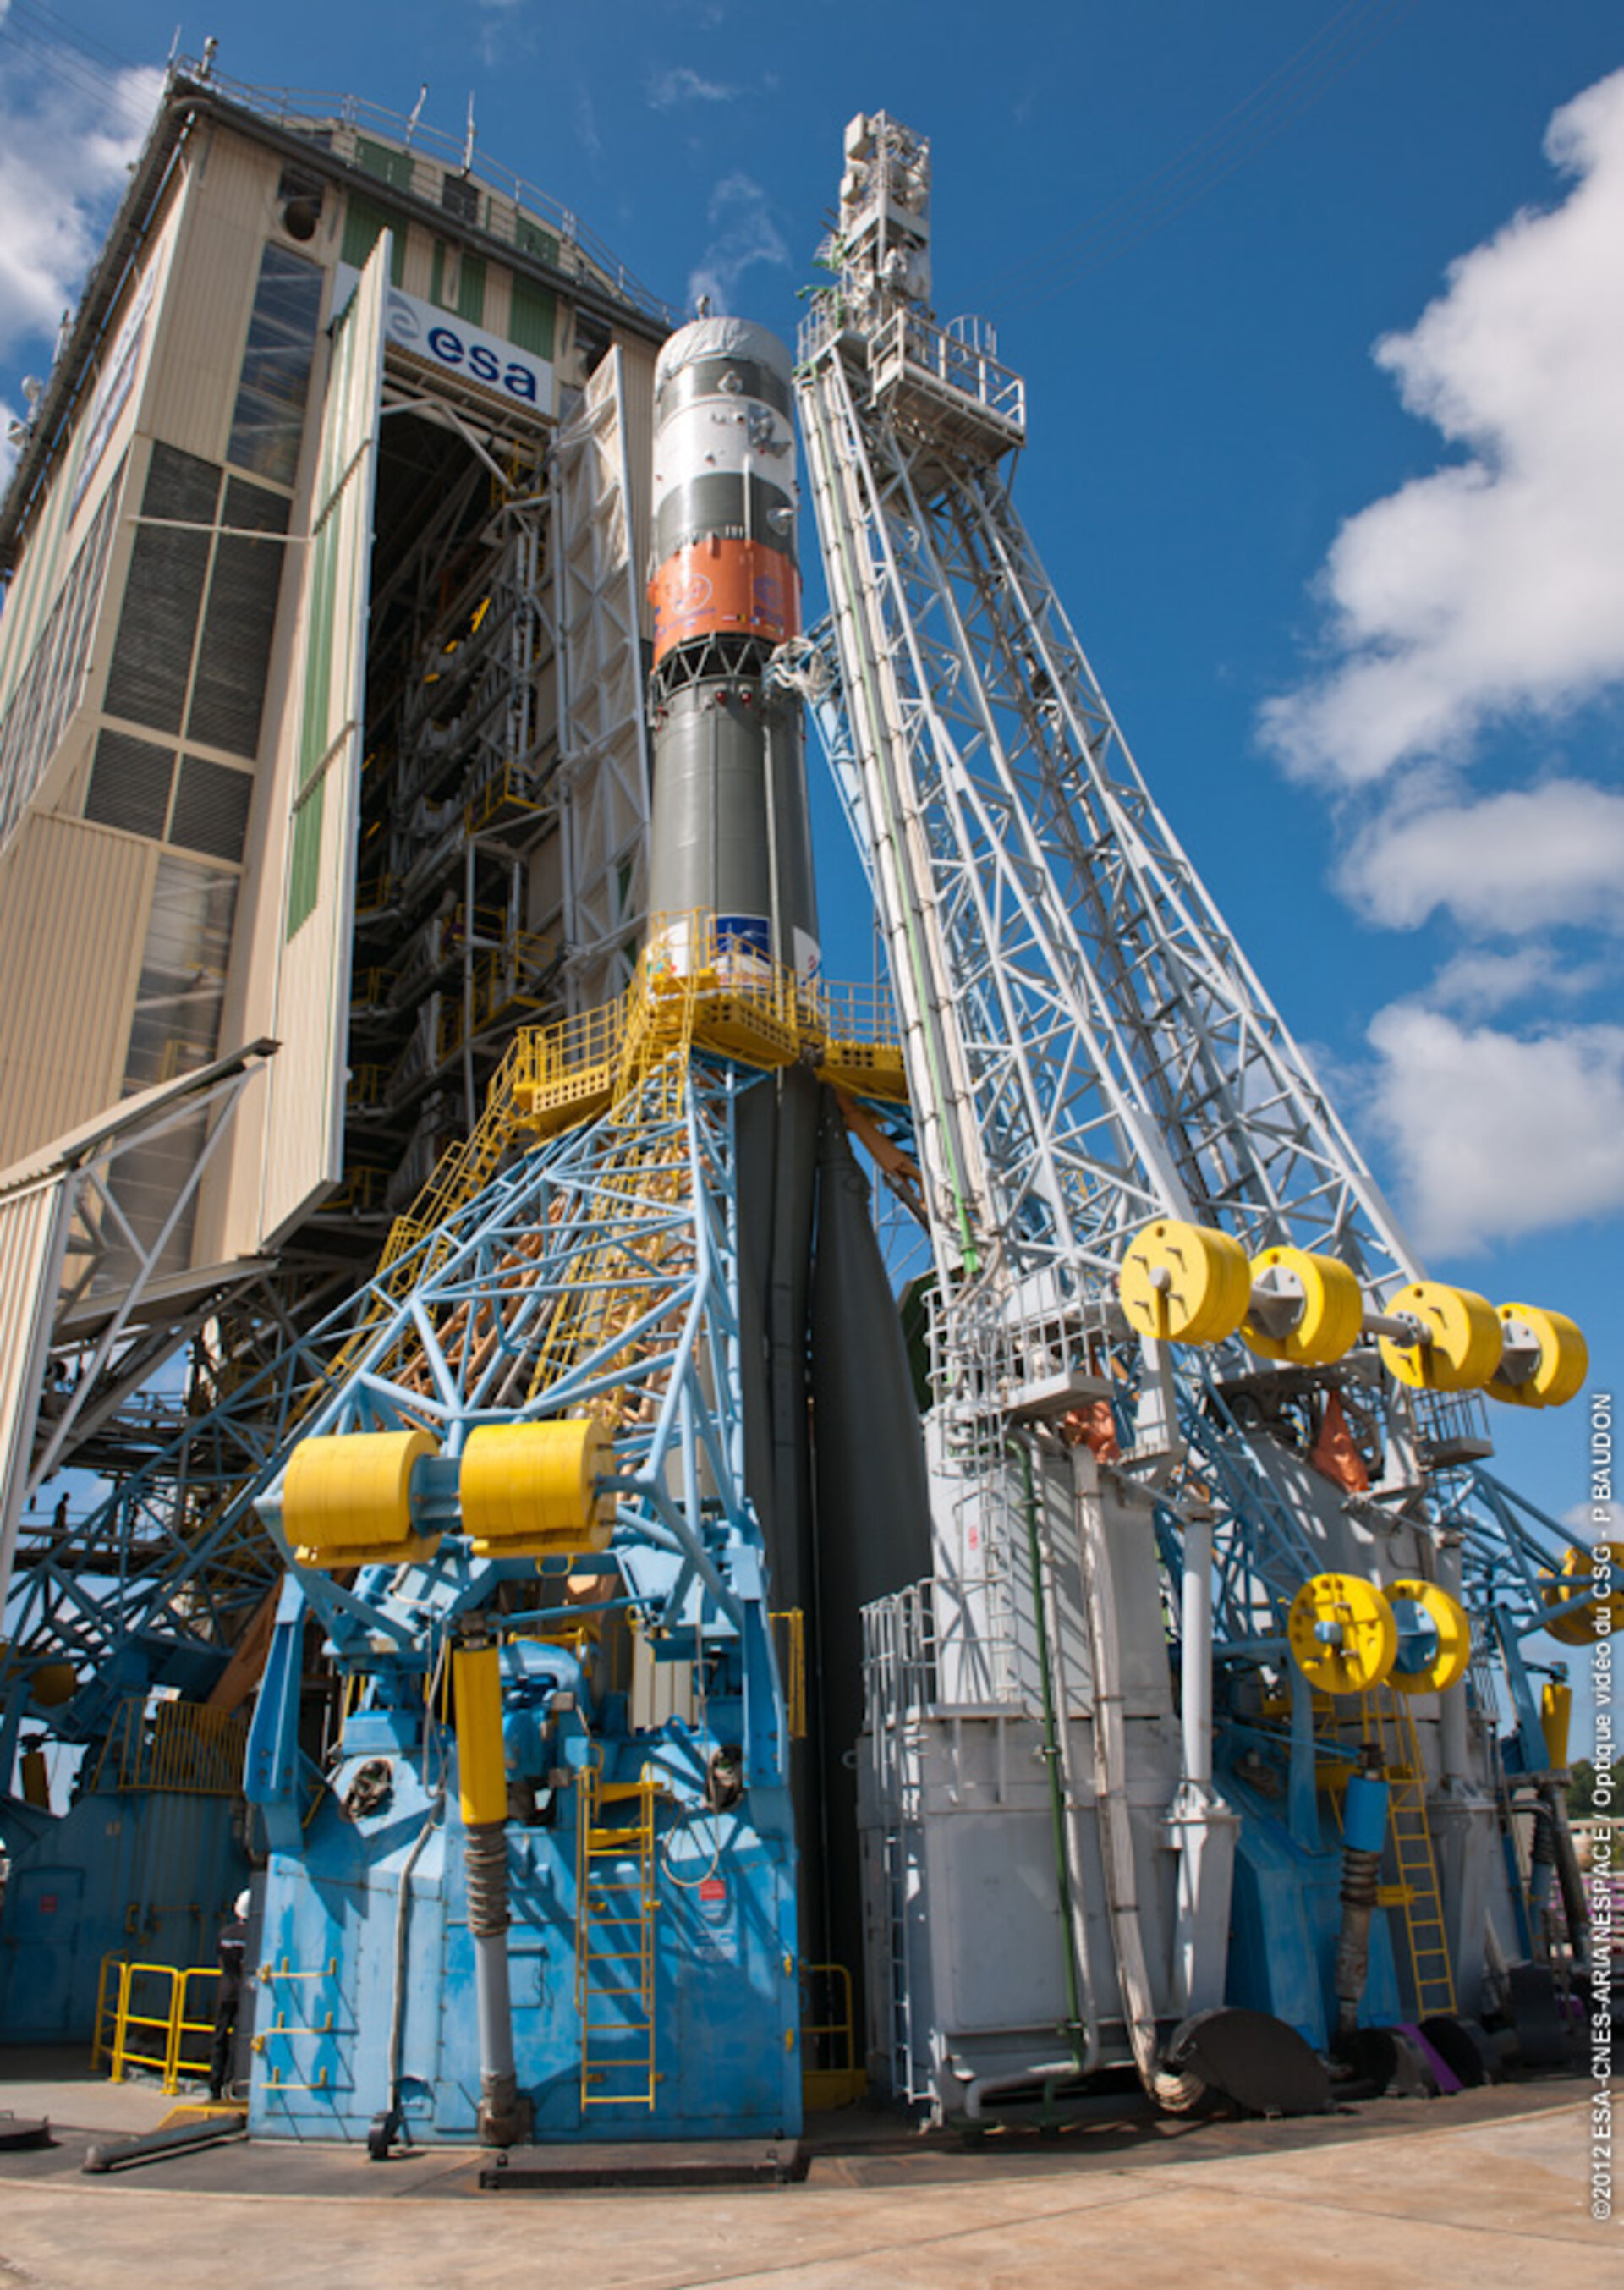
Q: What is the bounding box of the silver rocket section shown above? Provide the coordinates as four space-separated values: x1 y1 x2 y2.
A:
645 316 818 980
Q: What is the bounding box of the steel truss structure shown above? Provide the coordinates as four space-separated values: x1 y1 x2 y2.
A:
259 1047 772 1679
242 1045 796 2141
799 321 1415 1343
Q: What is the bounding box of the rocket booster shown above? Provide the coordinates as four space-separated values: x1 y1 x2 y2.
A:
645 317 819 981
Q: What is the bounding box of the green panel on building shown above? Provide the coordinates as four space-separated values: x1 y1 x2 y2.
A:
356 137 414 191
508 279 557 360
516 217 560 269
341 195 405 284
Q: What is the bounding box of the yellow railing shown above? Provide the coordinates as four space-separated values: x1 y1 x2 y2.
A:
89 1699 249 1796
95 1955 222 2094
799 1961 867 2109
771 1609 807 1741
329 914 907 1380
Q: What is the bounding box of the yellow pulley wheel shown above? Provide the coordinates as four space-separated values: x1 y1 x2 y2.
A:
1487 1302 1588 1410
460 1418 616 1557
1385 1578 1472 1694
1541 1543 1624 1645
1242 1246 1364 1368
1287 1573 1398 1696
1119 1219 1251 1345
283 1427 440 1568
1377 1280 1503 1392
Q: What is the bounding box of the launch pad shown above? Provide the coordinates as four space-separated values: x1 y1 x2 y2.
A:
0 71 1614 2176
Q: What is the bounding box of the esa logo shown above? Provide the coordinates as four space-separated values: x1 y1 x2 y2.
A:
382 286 544 406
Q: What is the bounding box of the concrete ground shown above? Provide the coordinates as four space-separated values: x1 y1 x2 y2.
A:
0 2048 1613 2288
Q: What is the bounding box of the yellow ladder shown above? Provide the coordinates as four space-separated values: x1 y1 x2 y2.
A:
575 1766 658 2110
1361 1690 1457 2017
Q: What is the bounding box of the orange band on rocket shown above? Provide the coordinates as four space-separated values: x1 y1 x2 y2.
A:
649 535 799 666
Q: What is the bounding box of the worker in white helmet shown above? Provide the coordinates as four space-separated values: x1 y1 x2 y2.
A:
207 1887 252 2104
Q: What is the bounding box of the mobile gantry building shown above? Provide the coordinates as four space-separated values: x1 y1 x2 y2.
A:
0 60 670 1635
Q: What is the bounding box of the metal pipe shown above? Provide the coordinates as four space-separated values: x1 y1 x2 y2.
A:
1071 1445 1203 2112
1012 1438 1098 2076
1435 1534 1470 1786
1180 1513 1214 1792
453 1635 529 2146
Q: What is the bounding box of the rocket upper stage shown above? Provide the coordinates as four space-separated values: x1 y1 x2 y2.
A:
645 315 818 981
650 317 800 668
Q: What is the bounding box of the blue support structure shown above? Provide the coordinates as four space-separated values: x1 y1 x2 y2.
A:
240 1052 802 2143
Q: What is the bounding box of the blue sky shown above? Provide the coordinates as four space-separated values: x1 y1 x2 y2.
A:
1 0 1620 1609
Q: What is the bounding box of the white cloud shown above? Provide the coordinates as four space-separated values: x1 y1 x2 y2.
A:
1365 1002 1624 1254
575 86 601 161
1262 69 1624 787
686 174 788 316
1564 1499 1617 1540
1426 943 1605 1019
0 42 162 364
473 0 527 70
1338 778 1624 933
648 66 739 111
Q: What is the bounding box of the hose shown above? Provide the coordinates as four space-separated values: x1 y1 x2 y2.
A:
1335 1842 1382 2040
381 1793 444 2143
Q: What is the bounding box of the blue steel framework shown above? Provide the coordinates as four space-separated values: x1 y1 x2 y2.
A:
243 1046 800 2139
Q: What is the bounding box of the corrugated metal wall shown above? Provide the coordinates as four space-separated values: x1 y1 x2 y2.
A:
258 240 388 1244
0 195 186 733
0 814 153 1169
617 334 657 638
144 132 281 470
0 1175 69 1609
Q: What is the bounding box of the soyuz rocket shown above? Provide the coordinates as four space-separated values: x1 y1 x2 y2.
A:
646 316 817 982
645 319 930 1986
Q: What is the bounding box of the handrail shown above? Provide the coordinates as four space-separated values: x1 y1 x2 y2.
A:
170 61 679 328
96 1955 224 2094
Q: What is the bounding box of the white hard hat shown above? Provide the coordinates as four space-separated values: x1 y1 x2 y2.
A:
234 1889 252 1920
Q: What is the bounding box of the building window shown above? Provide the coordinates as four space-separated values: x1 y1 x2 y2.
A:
84 728 175 839
227 243 323 487
0 470 123 852
169 755 254 863
84 731 254 865
442 173 480 226
103 447 217 735
186 479 292 756
102 854 241 1287
104 447 290 762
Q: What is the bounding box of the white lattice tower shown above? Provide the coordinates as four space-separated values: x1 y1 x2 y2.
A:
798 113 1417 1392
